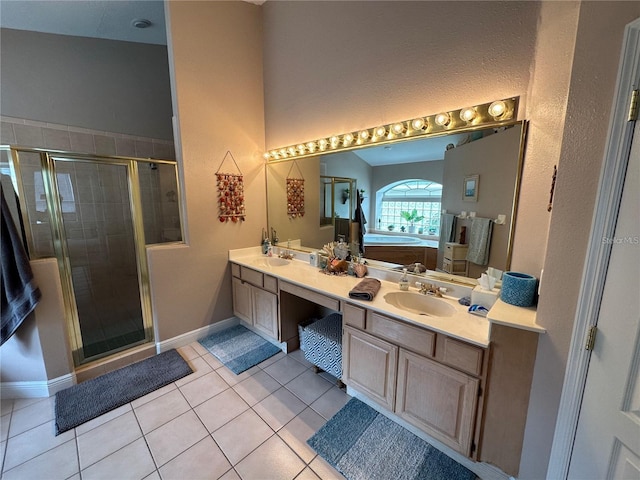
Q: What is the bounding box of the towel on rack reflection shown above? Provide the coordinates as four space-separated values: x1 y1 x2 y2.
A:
1 186 41 346
438 213 457 253
466 217 493 265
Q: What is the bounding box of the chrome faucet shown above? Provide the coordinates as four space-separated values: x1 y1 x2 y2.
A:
416 282 443 298
271 227 279 245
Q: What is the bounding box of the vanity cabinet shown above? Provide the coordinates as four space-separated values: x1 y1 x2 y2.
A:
342 303 483 458
231 264 279 340
396 348 479 455
343 325 397 411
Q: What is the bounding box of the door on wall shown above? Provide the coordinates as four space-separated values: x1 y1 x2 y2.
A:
567 120 639 478
46 156 153 365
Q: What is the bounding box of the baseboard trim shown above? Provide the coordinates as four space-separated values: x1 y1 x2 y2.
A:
0 373 75 399
156 316 239 352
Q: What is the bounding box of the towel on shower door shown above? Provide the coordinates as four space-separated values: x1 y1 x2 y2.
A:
438 213 457 253
1 186 41 346
466 217 494 265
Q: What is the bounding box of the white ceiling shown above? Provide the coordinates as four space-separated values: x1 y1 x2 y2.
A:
0 0 167 45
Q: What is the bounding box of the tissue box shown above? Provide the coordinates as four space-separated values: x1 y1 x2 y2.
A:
471 285 499 309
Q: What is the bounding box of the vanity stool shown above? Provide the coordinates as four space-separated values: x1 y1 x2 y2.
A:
298 312 344 387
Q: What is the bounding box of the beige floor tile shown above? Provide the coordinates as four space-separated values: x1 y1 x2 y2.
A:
278 408 326 464
81 437 155 480
75 403 132 436
258 350 286 368
175 356 214 387
253 387 307 431
285 371 333 405
133 389 190 434
145 410 208 467
1 414 9 442
77 410 142 469
202 353 224 370
219 468 241 480
263 356 308 385
288 349 314 369
176 344 199 361
0 399 13 417
1 439 5 473
67 474 81 480
309 387 350 420
2 439 78 480
194 389 249 433
8 396 54 438
11 398 42 412
3 420 74 471
189 341 210 357
212 409 273 465
215 364 260 387
232 370 281 406
235 435 305 480
295 467 321 480
143 470 160 480
179 370 229 407
130 383 177 409
158 435 231 480
308 455 346 480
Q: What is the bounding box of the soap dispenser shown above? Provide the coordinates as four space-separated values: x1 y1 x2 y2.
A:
399 268 409 291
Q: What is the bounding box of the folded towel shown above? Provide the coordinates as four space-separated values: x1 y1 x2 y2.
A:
466 217 494 265
348 278 381 301
439 213 457 253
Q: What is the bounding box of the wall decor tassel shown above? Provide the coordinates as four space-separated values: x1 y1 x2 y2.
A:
215 151 245 223
286 160 305 218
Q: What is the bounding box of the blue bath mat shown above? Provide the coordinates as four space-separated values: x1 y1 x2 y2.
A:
198 325 280 374
308 398 476 480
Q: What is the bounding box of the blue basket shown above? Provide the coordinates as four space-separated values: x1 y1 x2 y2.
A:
500 272 537 307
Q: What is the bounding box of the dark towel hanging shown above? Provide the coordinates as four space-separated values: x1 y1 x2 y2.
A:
354 190 367 254
1 185 41 346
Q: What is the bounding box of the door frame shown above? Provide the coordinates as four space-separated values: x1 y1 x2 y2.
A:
547 17 640 479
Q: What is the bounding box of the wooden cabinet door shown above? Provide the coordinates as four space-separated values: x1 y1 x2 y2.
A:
252 287 278 339
232 277 252 324
396 348 479 456
343 325 397 411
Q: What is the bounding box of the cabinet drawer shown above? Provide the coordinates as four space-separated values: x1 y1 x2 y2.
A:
263 275 278 294
231 263 241 278
240 266 263 287
280 281 340 311
343 303 366 329
367 312 435 358
436 335 484 376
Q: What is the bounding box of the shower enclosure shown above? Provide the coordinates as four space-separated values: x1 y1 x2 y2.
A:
1 146 182 366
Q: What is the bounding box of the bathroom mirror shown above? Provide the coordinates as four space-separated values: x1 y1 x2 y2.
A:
266 120 526 281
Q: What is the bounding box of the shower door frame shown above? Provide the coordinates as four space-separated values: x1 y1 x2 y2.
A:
6 147 166 366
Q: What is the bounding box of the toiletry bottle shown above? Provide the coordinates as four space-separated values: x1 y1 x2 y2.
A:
262 229 270 254
265 238 272 256
399 268 409 291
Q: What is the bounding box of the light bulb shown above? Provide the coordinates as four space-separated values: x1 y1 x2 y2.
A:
359 130 369 140
411 118 425 130
435 113 450 127
330 136 340 148
318 139 328 150
263 152 270 160
279 148 287 157
343 133 354 145
374 126 386 138
306 142 316 152
391 123 405 134
488 100 507 118
297 144 306 154
460 107 477 122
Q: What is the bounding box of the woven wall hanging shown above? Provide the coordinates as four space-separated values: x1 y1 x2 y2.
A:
215 151 245 223
286 160 305 218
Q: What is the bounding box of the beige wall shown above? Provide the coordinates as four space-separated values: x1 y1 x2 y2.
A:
148 1 265 341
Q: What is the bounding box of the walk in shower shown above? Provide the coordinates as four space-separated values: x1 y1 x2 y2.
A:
1 146 182 366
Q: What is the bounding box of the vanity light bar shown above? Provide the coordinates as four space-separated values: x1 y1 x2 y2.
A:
263 97 518 162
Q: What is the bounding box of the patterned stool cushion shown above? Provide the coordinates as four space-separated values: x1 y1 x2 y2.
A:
299 312 342 379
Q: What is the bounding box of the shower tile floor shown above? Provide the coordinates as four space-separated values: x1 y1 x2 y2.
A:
0 344 350 480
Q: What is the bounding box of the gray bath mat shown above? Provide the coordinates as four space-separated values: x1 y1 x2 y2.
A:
54 349 192 435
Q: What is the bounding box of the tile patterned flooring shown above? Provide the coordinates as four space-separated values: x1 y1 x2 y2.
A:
0 343 351 480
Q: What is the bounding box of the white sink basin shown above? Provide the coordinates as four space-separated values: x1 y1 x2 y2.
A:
383 292 456 318
252 257 291 268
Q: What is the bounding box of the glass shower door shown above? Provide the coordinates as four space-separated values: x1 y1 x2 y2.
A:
48 157 151 364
